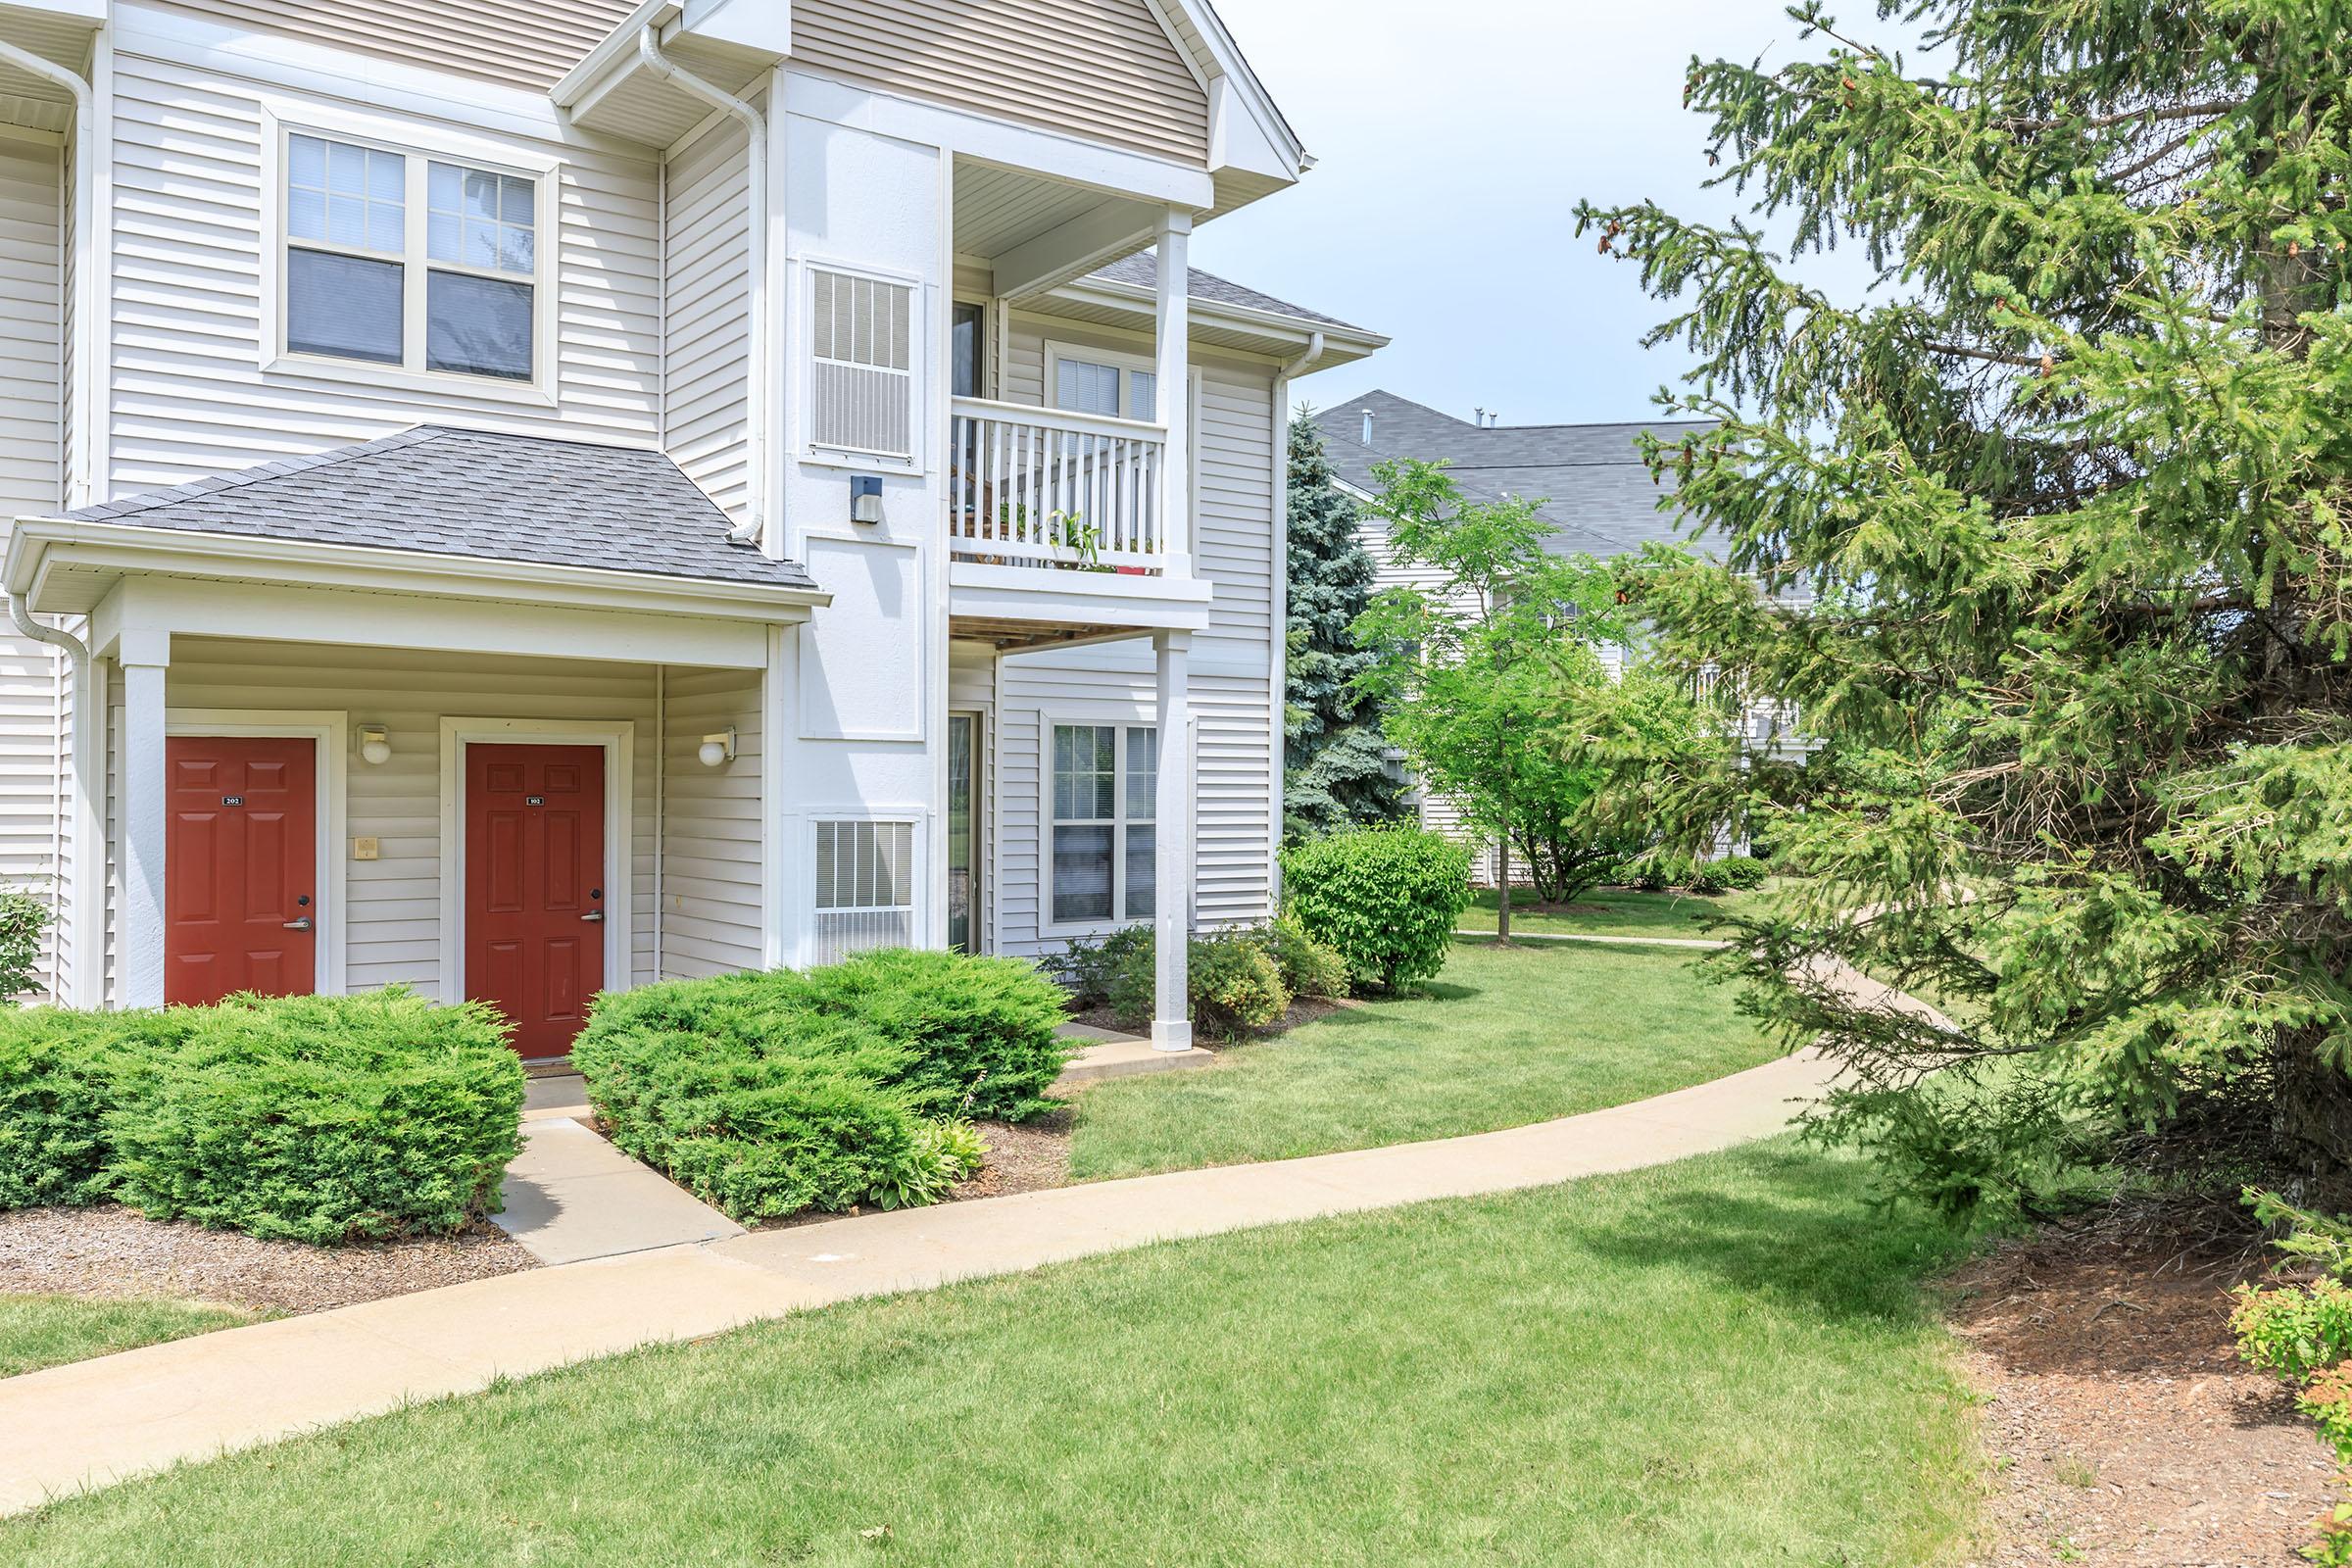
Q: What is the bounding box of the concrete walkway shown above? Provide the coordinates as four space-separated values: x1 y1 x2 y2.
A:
0 1047 1835 1514
493 1119 745 1265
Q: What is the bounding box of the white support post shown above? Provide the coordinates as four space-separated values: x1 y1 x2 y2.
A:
1152 628 1193 1051
1153 207 1193 579
118 631 169 1007
760 624 793 971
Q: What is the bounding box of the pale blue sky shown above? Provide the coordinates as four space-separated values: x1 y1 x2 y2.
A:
1195 0 1888 425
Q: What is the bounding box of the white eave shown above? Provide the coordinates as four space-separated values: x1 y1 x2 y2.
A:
551 0 784 149
5 516 831 623
1046 273 1387 367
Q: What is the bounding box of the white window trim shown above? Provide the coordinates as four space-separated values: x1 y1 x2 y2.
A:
1040 711 1159 940
162 710 351 998
1044 340 1162 422
259 108 561 407
797 255 927 471
436 717 635 1009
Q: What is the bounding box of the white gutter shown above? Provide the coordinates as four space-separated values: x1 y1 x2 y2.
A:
637 25 767 549
0 36 95 509
6 592 99 1006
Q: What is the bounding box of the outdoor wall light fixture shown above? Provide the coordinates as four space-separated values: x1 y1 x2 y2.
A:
699 726 738 768
357 724 392 765
850 473 883 525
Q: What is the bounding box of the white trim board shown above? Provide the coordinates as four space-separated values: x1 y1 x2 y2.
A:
163 709 351 997
435 717 636 1010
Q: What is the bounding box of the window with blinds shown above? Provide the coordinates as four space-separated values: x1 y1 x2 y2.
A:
809 268 915 460
812 818 916 963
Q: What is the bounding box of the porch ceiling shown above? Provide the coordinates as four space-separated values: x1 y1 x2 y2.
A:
949 615 1155 653
0 3 98 133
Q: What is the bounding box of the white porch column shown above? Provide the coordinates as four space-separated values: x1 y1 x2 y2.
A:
119 630 170 1007
1152 628 1193 1051
1153 206 1193 579
760 624 793 970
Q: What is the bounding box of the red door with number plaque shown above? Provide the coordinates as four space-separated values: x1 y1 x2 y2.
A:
165 737 318 1007
465 744 606 1057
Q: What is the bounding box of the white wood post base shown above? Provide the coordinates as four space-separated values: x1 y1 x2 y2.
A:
1152 629 1192 1051
119 636 171 1008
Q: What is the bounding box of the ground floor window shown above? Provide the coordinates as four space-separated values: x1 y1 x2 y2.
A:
1051 722 1155 926
813 818 915 963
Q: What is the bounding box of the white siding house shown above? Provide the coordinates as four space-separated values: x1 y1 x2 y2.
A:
0 0 1387 1054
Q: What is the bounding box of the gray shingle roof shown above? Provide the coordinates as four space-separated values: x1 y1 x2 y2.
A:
67 426 818 592
1312 390 1717 561
1090 252 1365 333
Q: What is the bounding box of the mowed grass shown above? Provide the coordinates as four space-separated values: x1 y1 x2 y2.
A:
0 1294 257 1378
0 1139 1980 1568
1463 883 1786 940
1067 938 1778 1180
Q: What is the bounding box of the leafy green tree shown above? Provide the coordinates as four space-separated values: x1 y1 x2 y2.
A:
1518 658 1720 905
1576 0 2352 1214
1355 461 1628 941
1285 411 1403 841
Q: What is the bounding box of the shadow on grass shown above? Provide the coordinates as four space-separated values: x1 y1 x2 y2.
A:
1565 1142 1973 1329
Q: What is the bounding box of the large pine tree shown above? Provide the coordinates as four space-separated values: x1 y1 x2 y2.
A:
1284 410 1402 840
1577 0 2352 1214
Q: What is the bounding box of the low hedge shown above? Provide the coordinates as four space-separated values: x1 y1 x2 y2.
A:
1083 918 1348 1041
571 950 1066 1223
0 988 523 1244
1282 827 1473 994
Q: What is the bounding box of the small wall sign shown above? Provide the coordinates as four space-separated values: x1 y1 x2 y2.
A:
220 796 244 808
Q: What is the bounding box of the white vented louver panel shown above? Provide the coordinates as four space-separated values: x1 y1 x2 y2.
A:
812 818 916 964
809 268 914 460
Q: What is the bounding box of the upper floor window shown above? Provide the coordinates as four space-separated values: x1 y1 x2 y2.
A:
1051 345 1157 421
282 131 542 385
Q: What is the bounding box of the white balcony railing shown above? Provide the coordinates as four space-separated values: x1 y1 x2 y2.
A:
948 397 1166 574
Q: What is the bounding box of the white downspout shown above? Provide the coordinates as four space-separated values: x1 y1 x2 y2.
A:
0 37 95 508
639 25 766 548
8 592 98 1006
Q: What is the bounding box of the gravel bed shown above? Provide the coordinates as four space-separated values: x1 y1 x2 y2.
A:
0 1205 538 1315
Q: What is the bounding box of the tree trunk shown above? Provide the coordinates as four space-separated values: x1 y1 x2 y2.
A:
1495 832 1514 946
2276 1034 2352 1207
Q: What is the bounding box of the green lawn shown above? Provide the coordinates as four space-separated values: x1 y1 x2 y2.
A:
1462 883 1786 940
1068 938 1777 1181
0 1294 257 1379
0 1139 1979 1567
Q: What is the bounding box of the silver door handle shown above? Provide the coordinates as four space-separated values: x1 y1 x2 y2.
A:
283 917 314 931
580 911 605 923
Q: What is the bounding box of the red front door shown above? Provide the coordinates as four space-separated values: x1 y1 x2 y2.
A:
165 736 318 1007
465 744 606 1057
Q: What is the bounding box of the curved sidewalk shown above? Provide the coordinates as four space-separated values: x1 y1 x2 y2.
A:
0 1048 1838 1515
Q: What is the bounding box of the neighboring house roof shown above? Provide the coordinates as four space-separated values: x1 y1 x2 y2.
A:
1090 252 1368 334
1311 390 1716 560
66 426 819 592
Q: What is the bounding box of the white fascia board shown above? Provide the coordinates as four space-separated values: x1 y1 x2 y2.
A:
785 69 1215 211
680 0 791 55
114 1 618 152
7 517 831 621
1158 0 1307 177
1044 277 1389 363
949 561 1213 633
549 0 680 107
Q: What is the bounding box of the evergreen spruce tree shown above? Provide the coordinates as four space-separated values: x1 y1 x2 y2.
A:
1284 409 1402 840
1575 0 2352 1215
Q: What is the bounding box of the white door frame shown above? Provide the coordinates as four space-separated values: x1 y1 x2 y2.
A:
162 710 350 997
437 717 635 1006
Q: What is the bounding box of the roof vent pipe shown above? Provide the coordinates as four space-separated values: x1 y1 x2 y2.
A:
1360 409 1373 446
638 26 766 549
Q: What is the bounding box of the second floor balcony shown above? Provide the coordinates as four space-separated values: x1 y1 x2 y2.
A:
948 398 1169 575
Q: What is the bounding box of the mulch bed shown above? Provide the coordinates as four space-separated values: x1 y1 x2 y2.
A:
0 1204 537 1315
1949 1202 2338 1566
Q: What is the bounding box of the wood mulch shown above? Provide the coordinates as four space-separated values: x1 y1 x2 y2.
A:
1949 1203 2339 1566
0 1204 537 1316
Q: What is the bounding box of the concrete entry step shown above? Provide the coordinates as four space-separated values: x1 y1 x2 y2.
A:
494 1118 745 1266
1053 1021 1214 1086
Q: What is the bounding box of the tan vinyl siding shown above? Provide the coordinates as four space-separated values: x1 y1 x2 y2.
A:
103 52 662 493
0 137 72 999
149 0 638 93
792 0 1209 166
659 668 763 978
156 640 664 1000
662 118 752 525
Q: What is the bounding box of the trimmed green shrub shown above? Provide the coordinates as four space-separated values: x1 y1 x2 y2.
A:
105 989 522 1244
573 952 1069 1223
1282 827 1473 994
1104 928 1291 1041
1051 924 1152 1008
794 947 1070 1121
0 889 51 1004
0 1008 184 1208
1260 912 1350 1001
